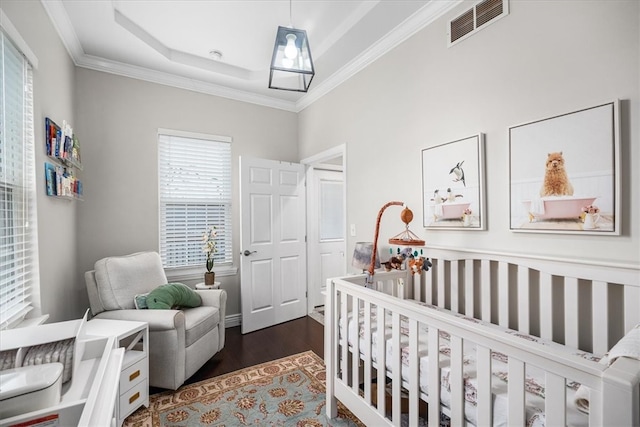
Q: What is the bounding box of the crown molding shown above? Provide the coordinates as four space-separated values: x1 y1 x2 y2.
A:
41 0 461 113
312 1 380 60
76 54 298 112
294 0 462 112
40 0 84 61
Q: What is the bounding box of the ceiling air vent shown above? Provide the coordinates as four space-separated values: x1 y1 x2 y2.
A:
448 0 508 46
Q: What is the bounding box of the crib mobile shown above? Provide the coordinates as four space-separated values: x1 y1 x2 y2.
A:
368 201 430 287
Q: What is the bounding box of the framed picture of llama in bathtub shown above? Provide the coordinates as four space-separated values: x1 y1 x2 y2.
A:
422 134 486 230
509 101 620 234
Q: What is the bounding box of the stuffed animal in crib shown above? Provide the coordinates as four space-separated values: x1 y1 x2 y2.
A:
408 255 424 275
540 152 574 196
383 256 404 271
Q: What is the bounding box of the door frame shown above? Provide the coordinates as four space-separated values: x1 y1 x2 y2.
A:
301 144 347 314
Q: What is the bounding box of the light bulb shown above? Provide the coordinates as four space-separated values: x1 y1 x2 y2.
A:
284 33 298 59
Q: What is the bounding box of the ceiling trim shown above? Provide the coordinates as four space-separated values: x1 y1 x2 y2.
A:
295 0 462 112
41 0 462 114
311 1 380 60
41 0 84 60
113 8 261 80
76 53 299 112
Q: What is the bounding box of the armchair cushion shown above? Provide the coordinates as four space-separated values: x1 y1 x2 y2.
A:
94 252 167 310
183 306 220 347
147 283 202 310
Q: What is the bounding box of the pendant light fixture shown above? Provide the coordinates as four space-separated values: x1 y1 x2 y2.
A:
269 0 315 92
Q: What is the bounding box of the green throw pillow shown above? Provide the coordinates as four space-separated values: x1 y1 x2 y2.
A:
146 283 202 310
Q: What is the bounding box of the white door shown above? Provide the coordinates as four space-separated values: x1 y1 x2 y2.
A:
307 169 345 310
239 157 307 334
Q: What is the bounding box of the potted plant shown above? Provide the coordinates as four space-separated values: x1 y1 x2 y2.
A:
462 208 472 227
202 227 217 285
581 205 600 229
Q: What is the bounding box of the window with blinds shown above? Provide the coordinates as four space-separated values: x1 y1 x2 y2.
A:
1 31 39 330
158 130 232 271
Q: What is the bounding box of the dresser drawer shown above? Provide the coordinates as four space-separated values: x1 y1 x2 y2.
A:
119 358 147 394
119 379 148 420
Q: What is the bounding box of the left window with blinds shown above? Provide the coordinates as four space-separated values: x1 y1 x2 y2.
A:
0 30 39 329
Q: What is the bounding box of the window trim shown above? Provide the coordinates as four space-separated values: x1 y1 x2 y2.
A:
0 23 40 329
157 128 233 277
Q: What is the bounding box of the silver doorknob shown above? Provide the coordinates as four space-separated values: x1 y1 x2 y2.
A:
243 250 257 256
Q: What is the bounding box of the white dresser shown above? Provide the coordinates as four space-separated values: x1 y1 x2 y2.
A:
85 319 149 426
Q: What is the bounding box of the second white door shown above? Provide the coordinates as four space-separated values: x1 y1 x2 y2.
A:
307 168 345 310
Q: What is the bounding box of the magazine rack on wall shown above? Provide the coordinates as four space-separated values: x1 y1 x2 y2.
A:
44 117 83 200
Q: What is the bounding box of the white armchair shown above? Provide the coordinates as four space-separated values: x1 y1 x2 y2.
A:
84 251 226 390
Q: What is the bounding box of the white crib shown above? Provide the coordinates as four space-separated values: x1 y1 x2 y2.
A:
325 246 640 426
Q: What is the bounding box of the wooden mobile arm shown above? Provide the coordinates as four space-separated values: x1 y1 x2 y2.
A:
368 201 404 282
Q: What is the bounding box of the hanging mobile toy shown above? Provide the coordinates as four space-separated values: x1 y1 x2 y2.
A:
388 206 425 246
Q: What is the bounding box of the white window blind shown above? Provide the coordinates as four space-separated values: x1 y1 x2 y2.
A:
158 130 232 270
1 31 39 330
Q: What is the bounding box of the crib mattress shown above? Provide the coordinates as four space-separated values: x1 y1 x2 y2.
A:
340 302 597 427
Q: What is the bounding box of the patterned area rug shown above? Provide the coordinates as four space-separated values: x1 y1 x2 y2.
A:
123 351 362 426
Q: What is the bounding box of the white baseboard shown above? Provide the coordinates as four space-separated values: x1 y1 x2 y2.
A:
225 313 241 328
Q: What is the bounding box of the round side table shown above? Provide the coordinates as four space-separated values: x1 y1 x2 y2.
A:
196 282 221 290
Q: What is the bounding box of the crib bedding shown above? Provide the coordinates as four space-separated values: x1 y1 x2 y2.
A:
340 301 597 427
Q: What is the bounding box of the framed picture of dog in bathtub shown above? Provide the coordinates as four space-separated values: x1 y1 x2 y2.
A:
509 100 620 234
421 133 486 230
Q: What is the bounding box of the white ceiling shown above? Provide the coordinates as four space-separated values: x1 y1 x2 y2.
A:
43 0 460 112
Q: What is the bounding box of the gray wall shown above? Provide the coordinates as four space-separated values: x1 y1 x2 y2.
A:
299 0 640 266
4 0 639 324
74 69 298 318
2 1 79 322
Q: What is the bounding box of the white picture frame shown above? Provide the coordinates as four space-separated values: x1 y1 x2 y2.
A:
509 101 620 235
422 134 486 230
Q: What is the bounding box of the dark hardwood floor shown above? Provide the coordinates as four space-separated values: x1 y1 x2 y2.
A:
150 315 324 394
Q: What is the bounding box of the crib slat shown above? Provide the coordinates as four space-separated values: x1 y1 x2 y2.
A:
392 311 401 426
451 260 459 313
476 346 492 425
517 265 530 334
589 388 603 425
450 335 464 425
340 292 348 384
425 261 434 305
465 260 474 317
592 280 608 355
624 285 640 333
428 327 440 427
498 261 509 328
351 297 360 393
564 277 579 349
363 301 372 405
413 271 422 302
326 281 337 418
408 319 419 427
481 259 491 322
546 372 566 426
376 305 386 417
540 272 553 341
438 260 446 307
507 358 525 425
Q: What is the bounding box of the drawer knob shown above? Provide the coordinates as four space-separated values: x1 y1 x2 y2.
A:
129 391 140 404
129 370 140 381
